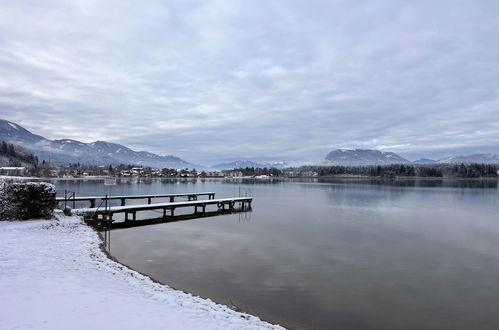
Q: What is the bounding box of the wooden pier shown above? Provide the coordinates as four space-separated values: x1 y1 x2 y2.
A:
74 197 253 222
57 192 216 208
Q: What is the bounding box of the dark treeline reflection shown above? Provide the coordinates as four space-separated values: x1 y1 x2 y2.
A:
292 177 498 189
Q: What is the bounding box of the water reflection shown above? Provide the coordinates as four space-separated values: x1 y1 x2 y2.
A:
47 178 499 330
292 177 499 189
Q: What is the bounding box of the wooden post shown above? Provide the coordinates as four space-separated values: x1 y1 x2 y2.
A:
125 212 129 221
90 199 96 208
170 196 174 202
170 208 175 216
148 197 152 204
132 212 136 221
121 198 126 206
163 208 166 218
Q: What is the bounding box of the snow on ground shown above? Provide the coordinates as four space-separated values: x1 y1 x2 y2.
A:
0 216 284 330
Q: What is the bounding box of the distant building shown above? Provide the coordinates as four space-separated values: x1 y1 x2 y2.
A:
226 170 243 177
0 167 26 176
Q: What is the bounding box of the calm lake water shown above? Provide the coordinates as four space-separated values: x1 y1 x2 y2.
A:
49 177 499 330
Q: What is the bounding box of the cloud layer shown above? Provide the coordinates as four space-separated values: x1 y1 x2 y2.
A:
1 0 499 164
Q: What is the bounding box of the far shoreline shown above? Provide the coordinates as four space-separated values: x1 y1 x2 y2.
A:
5 175 499 181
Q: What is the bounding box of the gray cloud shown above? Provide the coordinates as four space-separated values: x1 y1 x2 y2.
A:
1 0 499 164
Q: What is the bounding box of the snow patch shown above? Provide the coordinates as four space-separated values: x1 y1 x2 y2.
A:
7 122 18 130
0 216 284 330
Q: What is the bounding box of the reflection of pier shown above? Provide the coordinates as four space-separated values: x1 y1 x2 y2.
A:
57 192 216 208
73 197 253 226
107 209 252 229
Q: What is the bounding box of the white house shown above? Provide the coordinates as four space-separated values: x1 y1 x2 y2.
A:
0 167 26 176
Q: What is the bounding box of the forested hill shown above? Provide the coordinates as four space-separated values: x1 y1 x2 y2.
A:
0 141 39 167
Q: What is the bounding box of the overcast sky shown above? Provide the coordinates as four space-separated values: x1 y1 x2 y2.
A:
1 0 499 165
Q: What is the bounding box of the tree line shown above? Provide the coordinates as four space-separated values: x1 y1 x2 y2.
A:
224 167 283 177
284 163 498 178
0 141 39 166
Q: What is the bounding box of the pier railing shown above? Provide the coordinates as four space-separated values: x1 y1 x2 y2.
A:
56 192 216 208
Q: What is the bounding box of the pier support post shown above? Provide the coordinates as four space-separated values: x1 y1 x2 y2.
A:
170 208 175 217
121 198 126 206
170 196 174 202
163 208 167 218
132 212 136 221
90 199 96 208
147 197 152 204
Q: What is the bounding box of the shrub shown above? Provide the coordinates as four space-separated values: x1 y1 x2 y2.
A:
0 180 57 220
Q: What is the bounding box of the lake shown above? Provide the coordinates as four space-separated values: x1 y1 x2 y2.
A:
50 177 499 329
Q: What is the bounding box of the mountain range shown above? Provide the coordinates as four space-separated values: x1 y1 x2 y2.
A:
325 149 410 165
0 119 195 168
437 154 499 164
211 160 289 170
2 119 499 168
324 149 499 165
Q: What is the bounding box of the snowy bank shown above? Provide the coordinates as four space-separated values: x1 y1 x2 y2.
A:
0 216 284 330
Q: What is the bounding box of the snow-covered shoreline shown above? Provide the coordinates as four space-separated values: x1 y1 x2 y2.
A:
0 216 284 330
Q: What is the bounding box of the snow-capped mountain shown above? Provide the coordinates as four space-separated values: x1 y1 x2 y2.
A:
211 160 289 170
437 154 499 164
0 119 195 168
325 149 409 165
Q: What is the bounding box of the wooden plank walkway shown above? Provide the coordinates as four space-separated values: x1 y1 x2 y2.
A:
74 197 252 222
57 192 216 207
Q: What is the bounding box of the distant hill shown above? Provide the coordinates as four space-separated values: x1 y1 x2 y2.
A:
437 153 499 164
325 149 409 165
413 158 437 164
211 160 289 170
0 119 195 168
0 141 38 168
